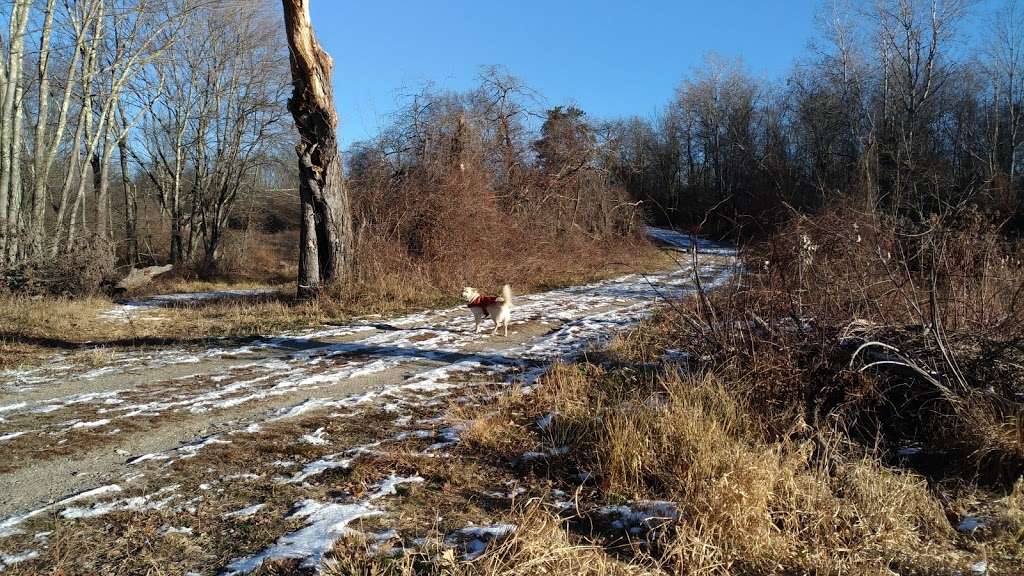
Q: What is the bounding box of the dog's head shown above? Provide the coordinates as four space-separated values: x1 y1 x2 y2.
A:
461 287 480 302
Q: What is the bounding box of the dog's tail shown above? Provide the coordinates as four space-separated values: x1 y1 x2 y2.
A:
501 284 512 307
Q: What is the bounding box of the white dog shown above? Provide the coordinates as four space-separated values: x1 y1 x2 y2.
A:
461 284 513 336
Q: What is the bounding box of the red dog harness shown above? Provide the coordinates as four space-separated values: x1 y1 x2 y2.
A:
468 295 500 316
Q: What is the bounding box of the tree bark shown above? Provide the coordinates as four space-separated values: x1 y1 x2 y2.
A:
118 118 138 265
0 0 32 262
281 0 353 298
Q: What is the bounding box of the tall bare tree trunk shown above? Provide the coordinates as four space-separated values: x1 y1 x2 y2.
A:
0 0 32 262
281 0 353 298
30 0 60 256
117 108 138 265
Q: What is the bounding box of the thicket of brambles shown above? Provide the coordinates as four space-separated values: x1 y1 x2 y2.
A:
343 70 645 299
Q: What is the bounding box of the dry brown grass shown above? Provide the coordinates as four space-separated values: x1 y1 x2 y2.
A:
516 365 962 574
0 228 663 373
322 504 655 576
425 206 1024 575
0 290 326 355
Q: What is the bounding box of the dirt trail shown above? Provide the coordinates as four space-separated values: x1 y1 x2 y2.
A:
0 230 735 570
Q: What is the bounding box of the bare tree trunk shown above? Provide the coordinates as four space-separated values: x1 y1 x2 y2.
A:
30 0 60 256
281 0 353 298
0 0 32 262
7 47 27 262
118 110 138 265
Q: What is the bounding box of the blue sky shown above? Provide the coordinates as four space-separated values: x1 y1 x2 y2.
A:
311 1 1000 147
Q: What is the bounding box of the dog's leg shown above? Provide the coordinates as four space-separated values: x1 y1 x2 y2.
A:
474 316 481 333
504 317 508 337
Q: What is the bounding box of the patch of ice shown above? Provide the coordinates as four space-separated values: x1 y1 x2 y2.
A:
645 227 735 256
269 398 340 421
897 445 922 457
596 500 679 535
71 418 110 429
536 413 554 430
224 504 266 520
424 427 461 452
519 446 569 462
661 348 689 363
222 473 262 482
0 549 39 567
958 516 989 534
281 456 352 484
176 435 231 459
369 475 424 498
223 500 383 574
393 429 434 441
0 431 27 442
127 452 169 465
224 475 425 574
519 451 548 462
970 560 989 574
60 485 179 520
0 484 123 538
300 427 329 445
444 524 517 560
0 402 27 413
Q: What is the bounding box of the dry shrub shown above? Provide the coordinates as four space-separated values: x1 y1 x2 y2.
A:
212 229 298 284
378 202 1022 575
1 243 115 296
755 203 1024 337
652 204 1024 480
340 88 650 312
341 157 650 312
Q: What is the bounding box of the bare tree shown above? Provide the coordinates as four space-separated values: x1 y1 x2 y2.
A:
128 1 288 268
281 0 353 297
0 0 32 262
984 0 1024 189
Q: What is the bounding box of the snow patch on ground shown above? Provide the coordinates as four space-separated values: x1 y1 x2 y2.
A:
223 504 266 520
596 500 679 536
0 549 39 569
280 456 353 485
300 427 329 445
223 475 425 574
60 485 179 520
0 484 123 538
646 227 735 256
444 524 517 560
958 516 989 534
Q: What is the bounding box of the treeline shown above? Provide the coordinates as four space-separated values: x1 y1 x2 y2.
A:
605 0 1024 236
0 0 289 291
2 0 1022 294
